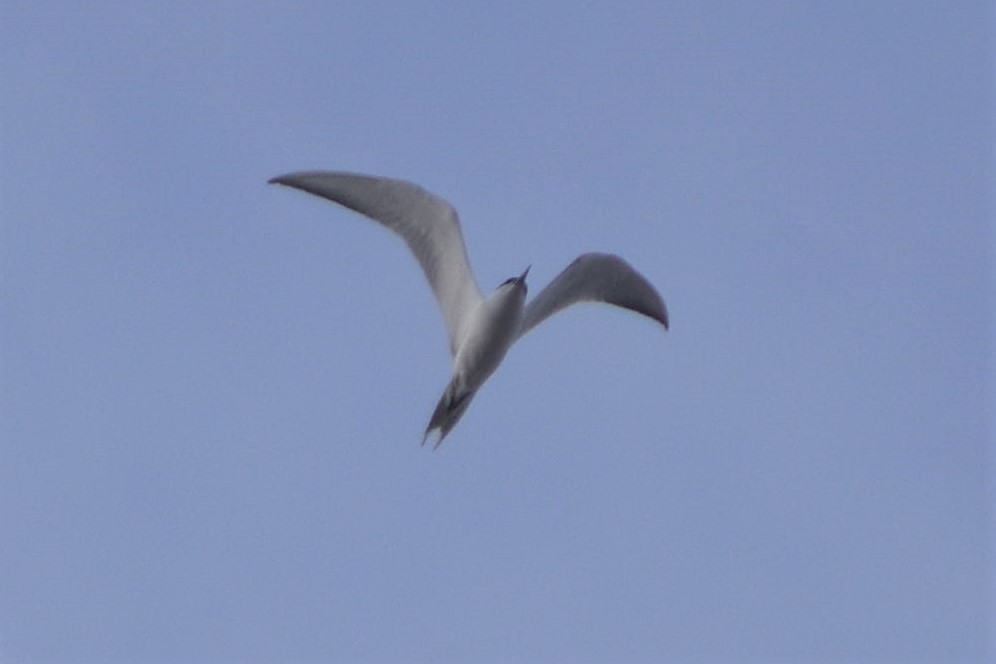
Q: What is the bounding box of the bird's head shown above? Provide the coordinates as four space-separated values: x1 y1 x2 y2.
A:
497 265 530 295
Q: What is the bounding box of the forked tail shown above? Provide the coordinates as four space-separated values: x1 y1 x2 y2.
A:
422 375 478 449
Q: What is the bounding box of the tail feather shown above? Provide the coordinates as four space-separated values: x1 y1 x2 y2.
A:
422 376 478 449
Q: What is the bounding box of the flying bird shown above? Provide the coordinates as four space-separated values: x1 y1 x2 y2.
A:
269 171 668 447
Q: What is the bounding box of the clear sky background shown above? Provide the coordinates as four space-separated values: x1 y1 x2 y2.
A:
2 2 992 662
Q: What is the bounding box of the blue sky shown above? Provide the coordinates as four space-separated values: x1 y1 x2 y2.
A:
1 2 992 662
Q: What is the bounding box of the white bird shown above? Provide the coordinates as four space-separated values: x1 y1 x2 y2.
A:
269 171 669 447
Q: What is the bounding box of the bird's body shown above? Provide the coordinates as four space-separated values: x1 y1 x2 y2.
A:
453 273 527 393
269 171 668 446
426 269 528 442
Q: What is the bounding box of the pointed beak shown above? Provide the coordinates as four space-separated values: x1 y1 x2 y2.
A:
517 265 531 284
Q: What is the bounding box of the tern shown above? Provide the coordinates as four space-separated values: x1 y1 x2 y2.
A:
269 171 669 447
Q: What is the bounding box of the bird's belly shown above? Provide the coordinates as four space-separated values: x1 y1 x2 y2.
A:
453 301 522 390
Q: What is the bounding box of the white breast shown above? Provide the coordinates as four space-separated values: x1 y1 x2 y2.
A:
453 284 526 390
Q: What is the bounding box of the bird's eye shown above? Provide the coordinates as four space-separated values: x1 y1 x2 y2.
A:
499 277 516 287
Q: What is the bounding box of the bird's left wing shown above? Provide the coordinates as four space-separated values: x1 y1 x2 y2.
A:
269 171 483 355
517 252 668 340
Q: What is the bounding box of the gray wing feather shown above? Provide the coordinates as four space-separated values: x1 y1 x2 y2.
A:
518 253 668 339
269 171 483 355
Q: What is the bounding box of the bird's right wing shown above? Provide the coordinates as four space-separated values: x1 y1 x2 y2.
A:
518 252 669 340
269 171 483 355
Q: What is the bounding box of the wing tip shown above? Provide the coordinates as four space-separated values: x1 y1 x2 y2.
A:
268 171 331 187
657 303 670 330
268 173 296 186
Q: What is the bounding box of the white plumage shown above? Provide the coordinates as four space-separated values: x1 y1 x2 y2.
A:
270 171 668 446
